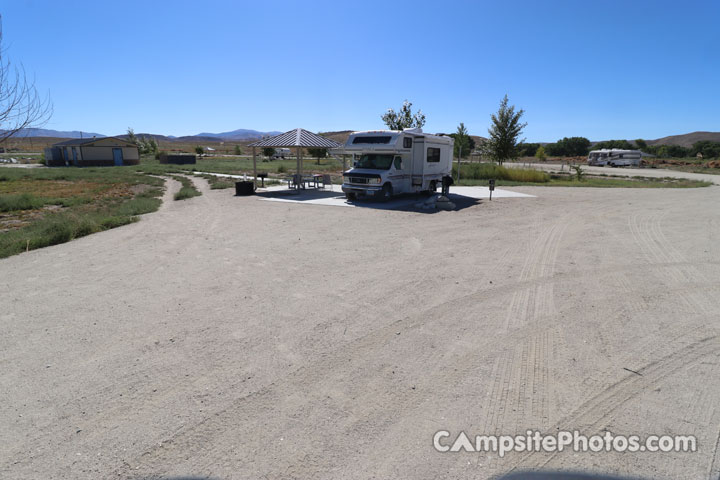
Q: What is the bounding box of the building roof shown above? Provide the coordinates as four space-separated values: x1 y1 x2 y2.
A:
53 136 133 147
247 128 341 148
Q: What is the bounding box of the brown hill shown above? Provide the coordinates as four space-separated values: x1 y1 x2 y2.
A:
646 131 720 147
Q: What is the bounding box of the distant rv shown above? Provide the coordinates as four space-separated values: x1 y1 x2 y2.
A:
272 148 292 159
587 148 642 167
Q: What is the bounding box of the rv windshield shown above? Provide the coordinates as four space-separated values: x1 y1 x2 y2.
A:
354 154 394 170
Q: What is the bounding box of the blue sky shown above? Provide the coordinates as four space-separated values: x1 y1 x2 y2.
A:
2 0 719 141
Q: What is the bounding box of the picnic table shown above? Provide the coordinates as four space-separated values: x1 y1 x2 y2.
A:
286 174 323 189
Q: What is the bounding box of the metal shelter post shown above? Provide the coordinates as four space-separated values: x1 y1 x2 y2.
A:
252 147 257 189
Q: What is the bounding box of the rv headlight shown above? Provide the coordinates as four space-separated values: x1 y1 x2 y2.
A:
369 178 381 184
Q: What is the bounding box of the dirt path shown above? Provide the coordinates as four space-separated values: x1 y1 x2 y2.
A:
1 180 720 479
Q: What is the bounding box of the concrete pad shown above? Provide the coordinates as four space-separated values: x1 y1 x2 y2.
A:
255 184 534 209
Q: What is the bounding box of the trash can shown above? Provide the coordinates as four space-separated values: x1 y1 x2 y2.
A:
235 181 255 196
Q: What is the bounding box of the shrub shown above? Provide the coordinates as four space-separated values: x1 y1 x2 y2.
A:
277 165 287 173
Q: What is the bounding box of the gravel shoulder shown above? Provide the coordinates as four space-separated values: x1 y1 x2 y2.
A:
2 178 720 479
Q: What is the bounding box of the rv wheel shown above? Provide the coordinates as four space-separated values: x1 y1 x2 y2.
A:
345 192 356 201
429 180 437 193
381 184 392 202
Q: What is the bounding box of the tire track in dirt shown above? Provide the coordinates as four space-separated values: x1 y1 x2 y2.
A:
114 226 566 477
484 217 570 435
708 421 720 480
629 212 716 316
508 331 720 472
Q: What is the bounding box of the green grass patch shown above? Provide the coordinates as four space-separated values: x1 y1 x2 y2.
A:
0 166 164 258
454 163 550 183
453 162 711 188
457 174 711 188
171 175 202 201
0 193 46 212
196 174 236 190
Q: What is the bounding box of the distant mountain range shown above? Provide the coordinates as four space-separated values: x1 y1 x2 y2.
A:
6 128 720 148
6 127 282 142
8 128 106 139
195 129 282 141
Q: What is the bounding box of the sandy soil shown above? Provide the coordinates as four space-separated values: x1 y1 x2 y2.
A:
1 173 720 479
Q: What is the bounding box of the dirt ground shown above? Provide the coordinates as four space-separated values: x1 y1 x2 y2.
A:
1 172 720 479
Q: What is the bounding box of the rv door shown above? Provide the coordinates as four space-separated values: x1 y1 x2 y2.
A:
411 138 425 188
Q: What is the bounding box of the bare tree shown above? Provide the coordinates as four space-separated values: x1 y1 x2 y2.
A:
0 15 52 144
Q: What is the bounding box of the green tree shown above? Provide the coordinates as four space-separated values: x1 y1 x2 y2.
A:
126 127 138 145
517 142 540 157
592 139 634 150
381 100 426 130
136 135 158 155
544 137 590 157
691 141 720 159
562 137 591 156
535 145 546 162
262 147 275 158
234 145 242 155
195 145 203 155
452 122 471 158
307 147 328 165
635 138 648 150
484 95 526 164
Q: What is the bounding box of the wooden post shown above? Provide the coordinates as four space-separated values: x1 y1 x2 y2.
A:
252 146 257 190
456 150 461 183
296 146 301 190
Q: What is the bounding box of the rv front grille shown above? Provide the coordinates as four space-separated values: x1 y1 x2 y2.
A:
350 177 368 184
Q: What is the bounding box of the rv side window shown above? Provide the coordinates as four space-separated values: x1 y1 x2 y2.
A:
352 136 392 144
427 147 440 163
403 137 412 148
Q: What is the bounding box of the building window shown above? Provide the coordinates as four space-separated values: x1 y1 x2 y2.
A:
427 147 440 163
403 137 412 148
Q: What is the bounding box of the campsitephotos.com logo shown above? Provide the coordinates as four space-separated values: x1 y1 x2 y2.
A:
433 430 697 457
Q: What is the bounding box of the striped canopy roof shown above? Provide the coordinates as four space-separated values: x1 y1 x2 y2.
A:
247 128 341 148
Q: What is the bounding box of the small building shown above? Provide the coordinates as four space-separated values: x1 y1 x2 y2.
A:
158 153 196 165
46 137 140 167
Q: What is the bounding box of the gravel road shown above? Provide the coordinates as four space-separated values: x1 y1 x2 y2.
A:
2 173 719 479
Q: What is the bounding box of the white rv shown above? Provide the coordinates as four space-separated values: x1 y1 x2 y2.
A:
339 128 454 201
588 148 642 167
272 148 292 159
